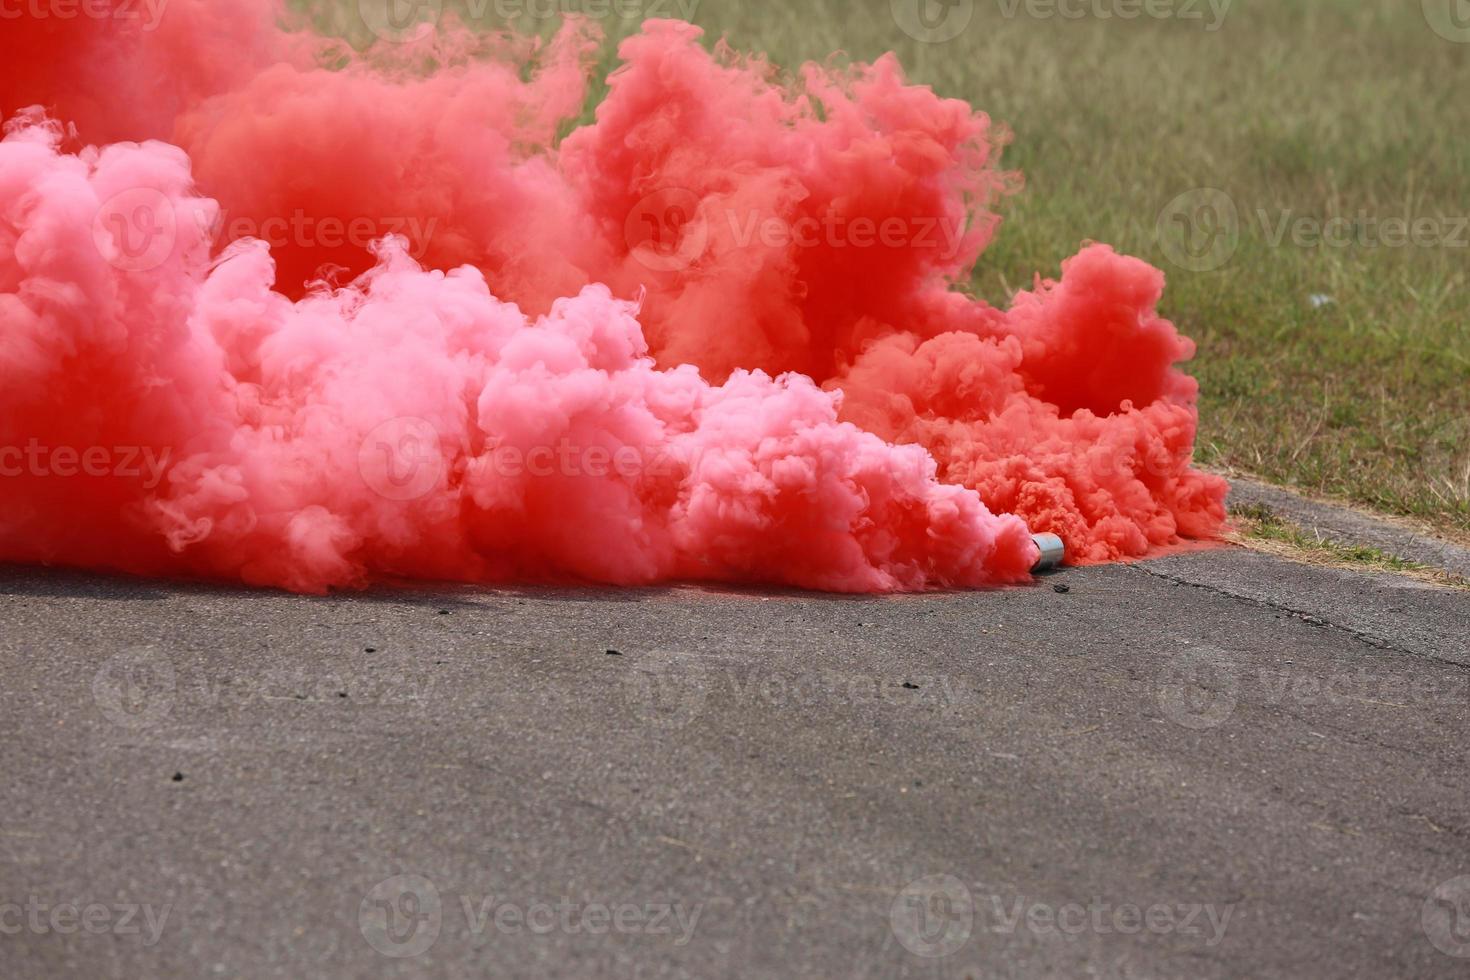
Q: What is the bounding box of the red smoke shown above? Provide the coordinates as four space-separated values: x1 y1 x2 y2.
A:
0 2 1226 592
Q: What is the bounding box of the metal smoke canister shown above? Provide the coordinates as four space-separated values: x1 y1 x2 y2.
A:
1031 533 1065 573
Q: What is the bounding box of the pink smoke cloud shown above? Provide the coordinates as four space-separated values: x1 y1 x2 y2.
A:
0 3 1226 592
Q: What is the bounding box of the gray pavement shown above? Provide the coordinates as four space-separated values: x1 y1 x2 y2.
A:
1 543 1468 979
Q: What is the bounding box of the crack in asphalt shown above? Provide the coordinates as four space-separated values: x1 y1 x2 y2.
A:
1127 563 1470 674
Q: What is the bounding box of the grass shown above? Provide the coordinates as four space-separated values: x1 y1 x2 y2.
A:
1230 502 1469 588
312 0 1470 535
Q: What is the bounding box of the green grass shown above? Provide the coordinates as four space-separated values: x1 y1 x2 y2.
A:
1232 502 1421 571
311 0 1470 536
1231 502 1468 587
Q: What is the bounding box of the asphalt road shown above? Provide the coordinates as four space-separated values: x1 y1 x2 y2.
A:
2 544 1467 979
